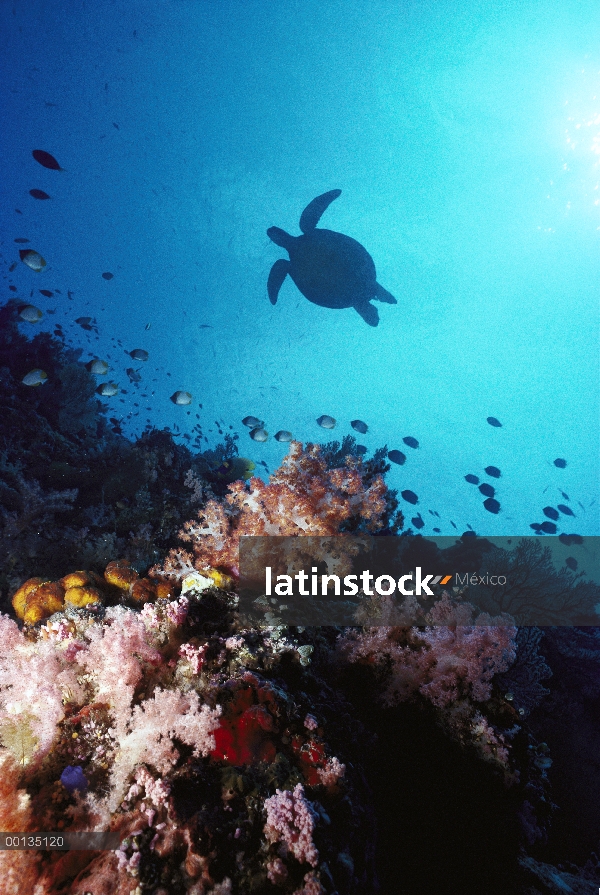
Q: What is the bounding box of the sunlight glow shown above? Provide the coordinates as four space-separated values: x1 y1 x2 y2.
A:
555 65 600 223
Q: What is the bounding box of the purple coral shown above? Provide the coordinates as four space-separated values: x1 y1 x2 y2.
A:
60 765 88 794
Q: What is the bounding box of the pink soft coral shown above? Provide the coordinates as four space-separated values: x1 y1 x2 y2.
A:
157 441 388 580
0 614 83 763
338 591 517 709
107 687 221 811
264 783 319 868
77 606 163 740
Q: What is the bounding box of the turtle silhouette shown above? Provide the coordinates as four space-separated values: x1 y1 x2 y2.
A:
267 189 396 327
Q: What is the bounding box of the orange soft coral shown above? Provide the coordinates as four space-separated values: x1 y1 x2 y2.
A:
156 441 389 581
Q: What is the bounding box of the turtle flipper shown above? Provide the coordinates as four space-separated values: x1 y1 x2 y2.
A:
355 301 379 327
373 282 397 304
267 259 290 305
299 189 342 233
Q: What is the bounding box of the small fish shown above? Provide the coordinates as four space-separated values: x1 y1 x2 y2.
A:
102 272 114 280
450 521 457 529
317 415 336 429
199 324 213 329
553 458 567 468
29 189 51 200
401 489 418 505
274 430 292 442
560 491 570 501
351 419 368 434
486 416 502 427
75 316 95 326
22 369 47 386
558 533 583 546
250 427 269 442
126 367 142 383
484 466 501 478
242 416 264 428
539 521 557 534
530 523 543 533
18 305 43 323
483 497 501 514
170 391 192 405
96 382 119 397
402 436 419 449
14 237 30 244
543 506 559 521
411 515 425 529
145 323 151 330
86 359 109 375
8 262 17 272
39 289 53 297
32 149 62 170
479 483 495 498
388 450 406 465
128 348 148 361
355 444 367 455
465 474 479 484
557 504 575 517
564 557 578 571
19 249 46 271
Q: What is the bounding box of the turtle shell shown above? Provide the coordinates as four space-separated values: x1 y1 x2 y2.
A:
286 228 377 309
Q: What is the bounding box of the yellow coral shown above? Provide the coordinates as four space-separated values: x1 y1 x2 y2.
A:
206 569 235 590
104 559 139 591
64 585 103 608
154 579 179 600
11 578 48 620
60 570 103 590
12 579 65 625
130 577 157 603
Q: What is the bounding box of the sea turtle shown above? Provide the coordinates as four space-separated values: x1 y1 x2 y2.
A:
267 189 396 327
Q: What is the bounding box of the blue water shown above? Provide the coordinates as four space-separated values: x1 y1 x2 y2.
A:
1 0 598 538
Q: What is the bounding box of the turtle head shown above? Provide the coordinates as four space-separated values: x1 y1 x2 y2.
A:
267 226 294 250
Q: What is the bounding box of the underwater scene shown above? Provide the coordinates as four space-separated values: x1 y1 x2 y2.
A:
1 0 599 892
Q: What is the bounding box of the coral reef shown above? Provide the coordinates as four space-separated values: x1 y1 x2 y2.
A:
1 300 599 894
157 440 390 582
0 301 252 603
336 590 518 767
0 581 376 894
